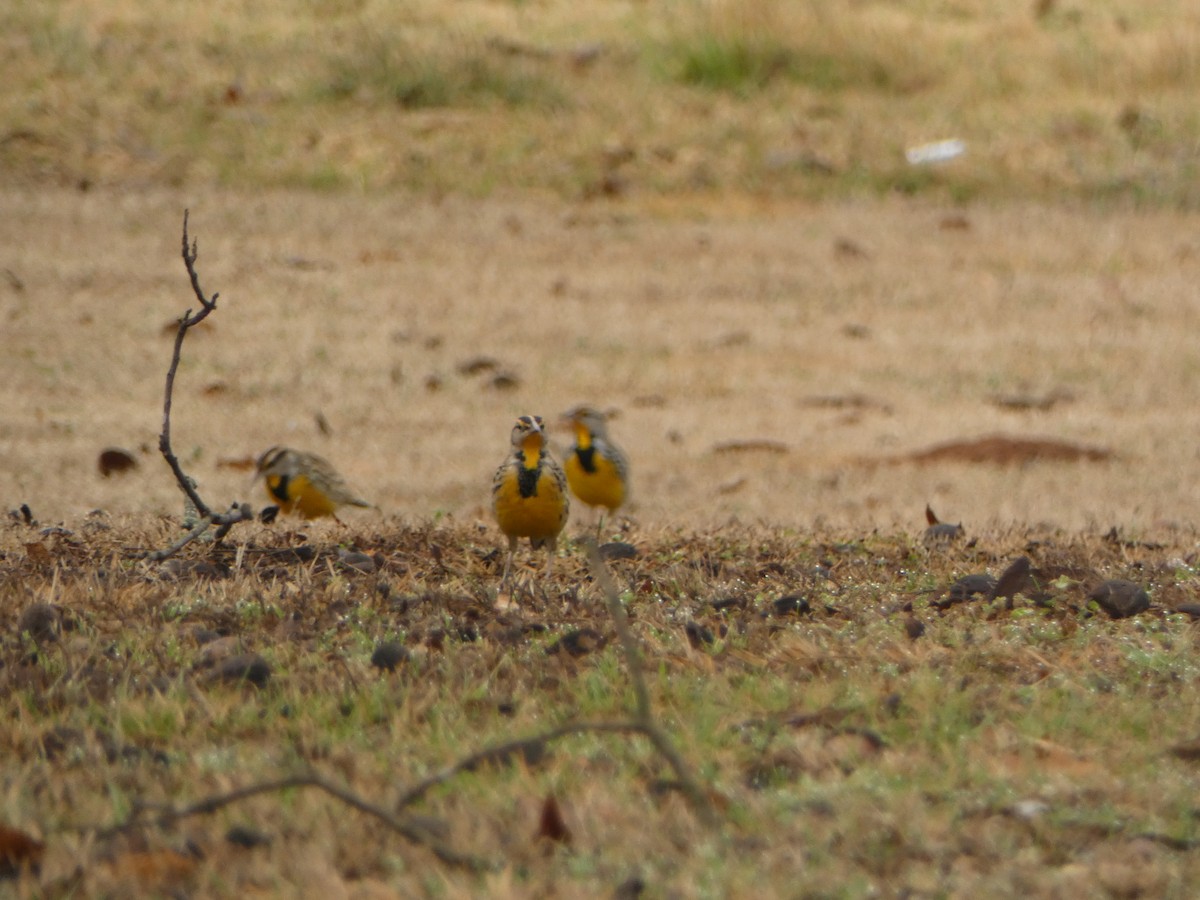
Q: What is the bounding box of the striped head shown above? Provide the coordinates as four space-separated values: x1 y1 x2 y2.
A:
562 405 610 443
252 445 371 518
254 445 299 479
510 415 547 457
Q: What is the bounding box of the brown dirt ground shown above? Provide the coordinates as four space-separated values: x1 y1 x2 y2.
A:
4 186 1200 538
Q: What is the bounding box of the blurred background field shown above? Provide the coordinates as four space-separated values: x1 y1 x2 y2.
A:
4 0 1200 202
3 0 1200 533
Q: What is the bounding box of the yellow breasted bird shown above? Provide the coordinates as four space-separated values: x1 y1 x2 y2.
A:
562 405 629 530
254 446 372 520
491 415 569 585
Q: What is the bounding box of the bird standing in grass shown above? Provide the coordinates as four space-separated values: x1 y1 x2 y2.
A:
561 405 629 533
254 446 373 520
492 415 569 586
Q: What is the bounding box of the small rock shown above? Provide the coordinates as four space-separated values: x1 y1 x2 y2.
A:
195 635 244 667
1009 799 1050 821
370 641 409 672
772 594 811 616
191 627 222 645
1168 739 1200 761
547 628 606 658
1089 579 1150 619
206 653 271 688
37 725 86 760
923 504 963 545
612 875 647 900
948 574 997 603
904 618 926 640
337 550 376 574
1175 603 1200 620
17 603 63 643
684 621 715 648
598 541 638 561
160 558 230 580
225 825 271 849
923 522 965 545
991 556 1034 609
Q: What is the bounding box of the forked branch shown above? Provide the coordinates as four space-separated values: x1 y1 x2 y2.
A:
143 211 253 560
584 539 720 828
87 545 718 874
396 543 720 827
89 772 491 872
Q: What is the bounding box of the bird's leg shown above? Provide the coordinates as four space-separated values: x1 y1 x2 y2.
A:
500 536 517 589
542 538 556 584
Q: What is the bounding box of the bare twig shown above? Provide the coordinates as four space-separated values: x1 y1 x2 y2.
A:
585 539 651 721
141 505 252 562
584 538 721 828
142 210 254 560
395 720 647 810
392 545 721 829
88 773 492 872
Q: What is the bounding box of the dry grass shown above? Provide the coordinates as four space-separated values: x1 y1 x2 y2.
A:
5 1 1200 895
4 0 1200 203
3 517 1200 896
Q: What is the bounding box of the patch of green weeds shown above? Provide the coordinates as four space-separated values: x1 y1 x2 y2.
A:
317 34 568 111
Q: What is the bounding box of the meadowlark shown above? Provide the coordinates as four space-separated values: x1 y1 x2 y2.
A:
491 415 569 585
561 405 629 531
254 446 373 520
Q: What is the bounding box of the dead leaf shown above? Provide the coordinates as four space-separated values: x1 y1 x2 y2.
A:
1168 739 1200 762
0 823 44 878
833 237 868 259
885 434 1112 466
537 794 572 845
98 447 138 477
456 356 501 375
23 542 51 564
989 389 1074 412
315 410 332 436
712 439 789 455
717 476 747 495
103 849 196 887
216 455 256 471
488 371 521 390
203 653 271 688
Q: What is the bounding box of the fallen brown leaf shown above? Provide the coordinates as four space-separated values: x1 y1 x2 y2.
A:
537 794 572 846
0 823 44 879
